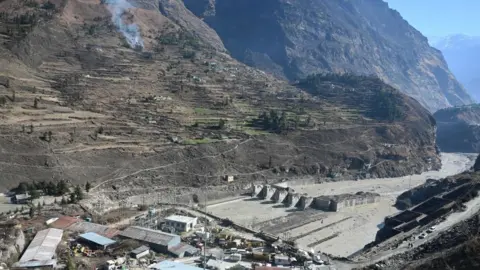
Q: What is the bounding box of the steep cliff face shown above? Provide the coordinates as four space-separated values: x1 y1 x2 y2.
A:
183 0 474 112
434 105 480 153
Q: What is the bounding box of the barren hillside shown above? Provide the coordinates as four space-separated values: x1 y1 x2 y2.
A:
0 0 439 210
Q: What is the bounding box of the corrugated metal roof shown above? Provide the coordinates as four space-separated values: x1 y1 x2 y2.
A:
168 243 198 256
149 260 203 270
12 259 57 268
79 232 116 246
19 228 63 262
165 215 197 224
131 245 150 254
120 226 179 246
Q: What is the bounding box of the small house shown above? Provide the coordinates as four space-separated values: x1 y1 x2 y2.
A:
224 175 234 183
165 215 198 233
131 245 150 259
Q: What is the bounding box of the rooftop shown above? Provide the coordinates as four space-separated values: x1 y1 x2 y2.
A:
165 215 197 224
79 232 116 246
50 216 81 229
168 243 198 256
131 245 150 254
120 226 179 246
149 260 203 270
12 259 57 269
19 228 63 262
15 194 31 200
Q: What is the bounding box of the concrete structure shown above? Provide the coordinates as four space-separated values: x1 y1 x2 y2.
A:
119 226 181 253
165 215 198 232
284 192 301 207
260 185 277 200
251 184 264 197
298 195 314 210
130 245 150 259
78 232 116 250
12 228 63 269
313 192 380 212
225 175 234 183
313 197 331 210
271 189 288 203
149 260 203 270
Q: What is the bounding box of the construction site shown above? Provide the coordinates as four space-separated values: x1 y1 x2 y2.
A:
208 153 476 258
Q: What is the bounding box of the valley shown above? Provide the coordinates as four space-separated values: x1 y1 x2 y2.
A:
0 0 478 269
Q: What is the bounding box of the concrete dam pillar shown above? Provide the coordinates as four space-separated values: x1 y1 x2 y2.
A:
271 189 288 203
251 184 263 197
298 195 314 210
285 192 301 207
260 185 276 200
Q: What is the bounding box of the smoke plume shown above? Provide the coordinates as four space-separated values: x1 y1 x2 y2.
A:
104 0 144 48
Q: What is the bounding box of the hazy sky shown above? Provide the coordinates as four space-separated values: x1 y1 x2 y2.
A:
385 0 479 37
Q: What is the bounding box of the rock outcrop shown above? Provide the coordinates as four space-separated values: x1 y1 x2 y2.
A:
434 104 480 152
184 0 474 112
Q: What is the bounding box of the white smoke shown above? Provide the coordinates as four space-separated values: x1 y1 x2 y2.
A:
104 0 144 48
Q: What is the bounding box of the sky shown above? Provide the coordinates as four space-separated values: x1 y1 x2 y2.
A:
385 0 480 37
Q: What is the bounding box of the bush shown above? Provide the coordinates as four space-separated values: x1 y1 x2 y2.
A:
41 1 56 10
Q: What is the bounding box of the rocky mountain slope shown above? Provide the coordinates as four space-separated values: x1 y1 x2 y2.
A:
432 34 480 102
434 104 480 152
0 0 440 211
183 0 474 112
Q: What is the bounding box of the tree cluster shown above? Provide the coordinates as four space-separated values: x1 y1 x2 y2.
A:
252 109 309 133
69 186 84 204
372 89 405 122
13 180 69 198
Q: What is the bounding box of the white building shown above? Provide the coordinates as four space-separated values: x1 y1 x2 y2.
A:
274 255 290 266
165 215 198 232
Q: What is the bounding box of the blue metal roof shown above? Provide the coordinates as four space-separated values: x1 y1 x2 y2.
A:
150 260 203 270
79 232 116 246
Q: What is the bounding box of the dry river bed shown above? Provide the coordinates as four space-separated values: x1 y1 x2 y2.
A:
208 153 476 257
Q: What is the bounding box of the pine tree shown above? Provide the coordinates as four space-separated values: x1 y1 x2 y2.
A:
85 182 91 193
74 185 84 201
29 207 34 218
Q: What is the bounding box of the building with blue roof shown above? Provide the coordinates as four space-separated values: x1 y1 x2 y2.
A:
78 232 116 250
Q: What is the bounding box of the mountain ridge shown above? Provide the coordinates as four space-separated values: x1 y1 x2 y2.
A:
431 34 480 102
183 0 474 112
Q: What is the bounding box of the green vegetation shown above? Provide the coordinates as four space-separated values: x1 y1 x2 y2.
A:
12 180 69 197
194 107 214 115
298 73 406 122
85 182 91 193
41 1 56 10
250 109 308 133
183 138 218 145
372 89 405 122
156 30 201 49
